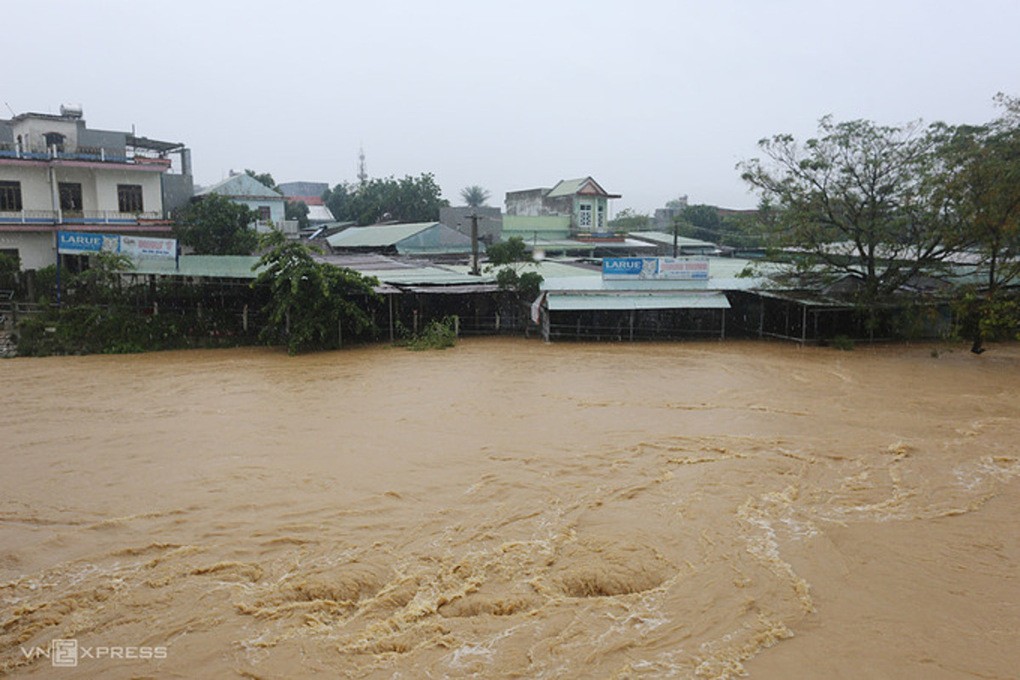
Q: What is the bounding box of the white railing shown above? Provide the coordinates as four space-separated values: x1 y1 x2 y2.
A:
0 143 167 166
0 210 162 224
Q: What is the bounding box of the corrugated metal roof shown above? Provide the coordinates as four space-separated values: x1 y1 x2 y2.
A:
127 255 263 279
197 174 284 199
546 178 588 198
546 292 730 311
445 260 597 279
326 222 438 248
542 275 710 292
626 231 716 248
305 204 334 221
355 266 487 286
545 177 621 199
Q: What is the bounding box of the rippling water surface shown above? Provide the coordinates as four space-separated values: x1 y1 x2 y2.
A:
1 339 1018 678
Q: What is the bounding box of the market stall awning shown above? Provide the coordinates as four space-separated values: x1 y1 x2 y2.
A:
545 292 730 311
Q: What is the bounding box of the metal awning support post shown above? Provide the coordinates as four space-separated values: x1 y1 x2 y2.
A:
469 213 480 276
388 294 394 343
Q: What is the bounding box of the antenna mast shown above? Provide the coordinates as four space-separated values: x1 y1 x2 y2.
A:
357 146 368 187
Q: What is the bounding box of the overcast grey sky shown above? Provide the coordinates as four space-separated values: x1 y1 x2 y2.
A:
6 0 1017 214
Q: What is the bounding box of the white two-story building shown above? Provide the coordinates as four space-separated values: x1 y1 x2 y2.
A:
0 105 192 270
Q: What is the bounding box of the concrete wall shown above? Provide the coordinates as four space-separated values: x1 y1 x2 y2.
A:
11 117 80 152
0 165 53 211
90 169 162 213
235 198 286 224
505 189 581 228
505 188 548 216
161 173 194 217
440 206 502 244
0 231 55 270
78 127 127 154
502 214 571 241
277 181 328 198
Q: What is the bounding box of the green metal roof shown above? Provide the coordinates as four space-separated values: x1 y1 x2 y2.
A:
546 291 731 311
126 255 263 279
197 174 285 199
545 177 620 199
546 178 588 198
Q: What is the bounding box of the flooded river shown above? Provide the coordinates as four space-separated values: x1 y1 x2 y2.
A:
1 339 1018 678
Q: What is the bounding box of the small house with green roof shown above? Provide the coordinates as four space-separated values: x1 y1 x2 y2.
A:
503 176 620 241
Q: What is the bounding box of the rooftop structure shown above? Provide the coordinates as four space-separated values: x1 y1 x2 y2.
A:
504 176 621 241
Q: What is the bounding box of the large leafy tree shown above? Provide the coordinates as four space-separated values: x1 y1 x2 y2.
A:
485 236 529 265
174 194 259 255
739 116 967 309
253 234 379 354
323 173 449 225
935 95 1020 349
608 208 651 231
285 200 310 230
486 236 543 301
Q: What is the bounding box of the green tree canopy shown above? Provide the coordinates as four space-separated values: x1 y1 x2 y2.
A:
253 233 379 354
245 169 277 191
485 236 530 265
739 116 967 308
935 95 1020 294
460 185 490 208
323 173 449 226
174 194 259 255
285 200 310 230
608 208 651 231
932 94 1020 350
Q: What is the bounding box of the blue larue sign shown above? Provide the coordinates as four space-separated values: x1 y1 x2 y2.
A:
57 231 119 255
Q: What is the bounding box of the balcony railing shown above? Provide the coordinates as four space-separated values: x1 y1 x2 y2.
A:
0 142 169 167
0 210 162 225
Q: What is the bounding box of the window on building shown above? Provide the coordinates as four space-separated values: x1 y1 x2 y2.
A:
258 206 271 221
597 204 605 229
117 184 144 213
0 181 22 211
59 183 83 213
44 132 65 153
578 203 593 228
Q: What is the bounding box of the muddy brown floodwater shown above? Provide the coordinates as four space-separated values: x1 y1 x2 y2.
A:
1 338 1018 679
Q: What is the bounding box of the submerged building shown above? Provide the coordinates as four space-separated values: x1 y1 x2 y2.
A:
0 105 192 270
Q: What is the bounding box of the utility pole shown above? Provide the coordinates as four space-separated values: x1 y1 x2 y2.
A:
469 212 480 275
672 216 679 258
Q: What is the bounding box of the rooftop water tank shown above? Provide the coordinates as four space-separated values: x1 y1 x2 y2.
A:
59 104 83 119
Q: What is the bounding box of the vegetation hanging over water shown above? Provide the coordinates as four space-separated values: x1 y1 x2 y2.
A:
253 233 380 354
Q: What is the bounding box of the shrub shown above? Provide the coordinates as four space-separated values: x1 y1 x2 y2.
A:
400 316 457 351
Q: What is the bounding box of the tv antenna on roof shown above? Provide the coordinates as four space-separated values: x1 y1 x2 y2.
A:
4 102 15 117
